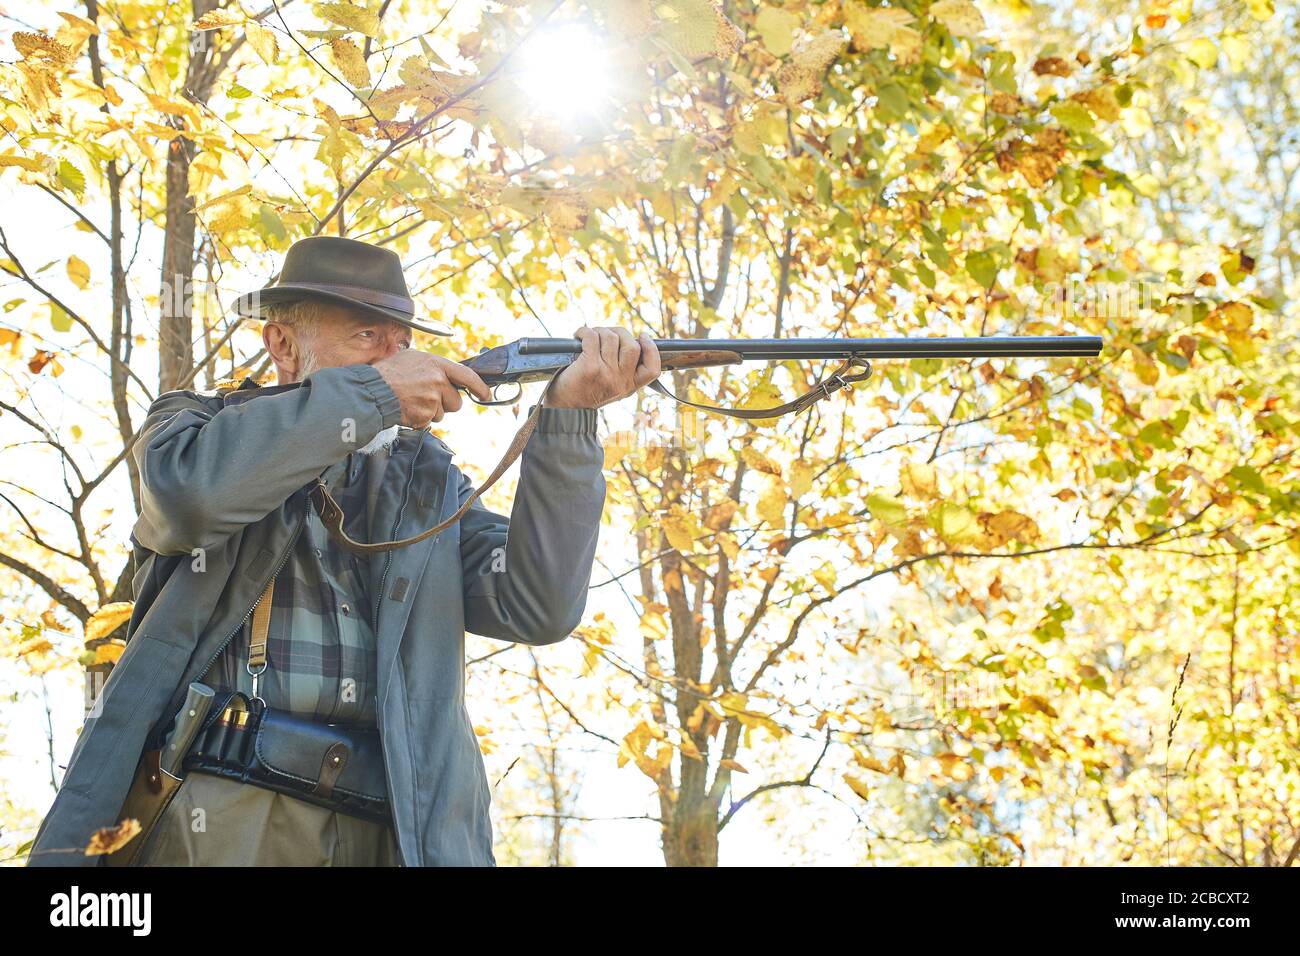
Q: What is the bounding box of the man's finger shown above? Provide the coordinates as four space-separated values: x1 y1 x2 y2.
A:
596 327 620 367
442 359 493 402
633 332 661 387
614 328 639 378
575 325 598 362
442 380 464 414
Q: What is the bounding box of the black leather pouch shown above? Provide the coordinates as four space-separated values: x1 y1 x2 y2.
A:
185 694 390 824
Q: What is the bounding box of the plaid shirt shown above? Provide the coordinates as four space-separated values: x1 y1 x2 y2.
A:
203 452 379 726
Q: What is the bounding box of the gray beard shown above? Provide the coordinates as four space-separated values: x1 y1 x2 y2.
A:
357 424 401 456
294 353 400 457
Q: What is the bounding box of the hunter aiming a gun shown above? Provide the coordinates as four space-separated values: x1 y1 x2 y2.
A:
28 235 661 867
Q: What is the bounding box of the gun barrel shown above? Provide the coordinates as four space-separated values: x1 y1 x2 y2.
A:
517 336 1102 360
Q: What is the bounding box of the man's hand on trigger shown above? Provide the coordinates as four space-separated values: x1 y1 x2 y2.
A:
372 350 492 427
542 327 662 410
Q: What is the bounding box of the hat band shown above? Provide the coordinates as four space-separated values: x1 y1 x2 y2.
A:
266 281 415 315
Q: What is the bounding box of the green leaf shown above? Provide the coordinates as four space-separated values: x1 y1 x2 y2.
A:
988 51 1016 93
1229 465 1267 495
866 493 907 528
258 205 288 243
1050 101 1094 135
58 159 85 200
965 249 999 290
873 83 909 123
928 502 978 542
754 8 799 58
49 301 72 332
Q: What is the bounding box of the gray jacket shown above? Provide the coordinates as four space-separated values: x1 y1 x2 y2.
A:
27 362 606 866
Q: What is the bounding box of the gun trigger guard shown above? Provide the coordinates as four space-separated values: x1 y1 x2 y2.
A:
467 382 522 406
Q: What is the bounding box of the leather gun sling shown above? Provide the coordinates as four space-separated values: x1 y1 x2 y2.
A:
312 359 871 556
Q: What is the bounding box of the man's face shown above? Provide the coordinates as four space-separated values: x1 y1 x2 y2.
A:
303 301 413 370
267 300 413 384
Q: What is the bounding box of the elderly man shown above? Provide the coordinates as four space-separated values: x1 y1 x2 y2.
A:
28 236 660 867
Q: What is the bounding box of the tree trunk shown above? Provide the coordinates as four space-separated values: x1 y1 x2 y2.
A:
157 0 220 394
663 796 720 867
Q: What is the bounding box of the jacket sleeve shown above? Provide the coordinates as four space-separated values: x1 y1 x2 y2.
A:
132 363 403 555
459 404 606 645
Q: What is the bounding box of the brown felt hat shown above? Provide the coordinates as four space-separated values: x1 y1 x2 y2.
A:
233 236 451 336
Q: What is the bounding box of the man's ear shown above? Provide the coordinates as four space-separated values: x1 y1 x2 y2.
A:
263 321 297 382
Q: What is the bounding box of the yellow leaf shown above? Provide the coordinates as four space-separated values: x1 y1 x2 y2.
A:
16 633 53 656
658 0 742 60
737 378 784 416
1186 37 1218 69
1076 85 1121 121
84 602 134 642
719 758 748 774
740 445 782 476
1020 694 1059 718
317 2 382 37
84 819 141 855
718 532 739 560
900 461 938 498
777 29 847 104
66 255 90 290
662 511 697 553
844 7 919 62
194 9 247 30
13 31 75 65
756 478 787 527
1130 172 1159 198
331 37 371 87
246 21 278 65
930 0 985 36
789 460 816 498
843 774 872 800
937 753 973 781
980 510 1040 545
1207 301 1253 334
853 751 890 774
95 641 126 665
0 151 51 172
639 608 668 641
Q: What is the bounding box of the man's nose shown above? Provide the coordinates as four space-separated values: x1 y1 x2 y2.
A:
379 334 405 359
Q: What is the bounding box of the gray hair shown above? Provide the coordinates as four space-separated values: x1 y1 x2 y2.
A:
263 298 324 381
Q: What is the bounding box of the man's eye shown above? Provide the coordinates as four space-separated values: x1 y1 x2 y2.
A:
358 329 375 338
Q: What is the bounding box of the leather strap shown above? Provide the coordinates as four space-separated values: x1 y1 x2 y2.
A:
248 578 274 672
312 359 871 555
311 370 563 556
647 357 872 420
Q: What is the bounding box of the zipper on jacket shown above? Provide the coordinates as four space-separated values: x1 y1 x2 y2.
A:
373 437 422 633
